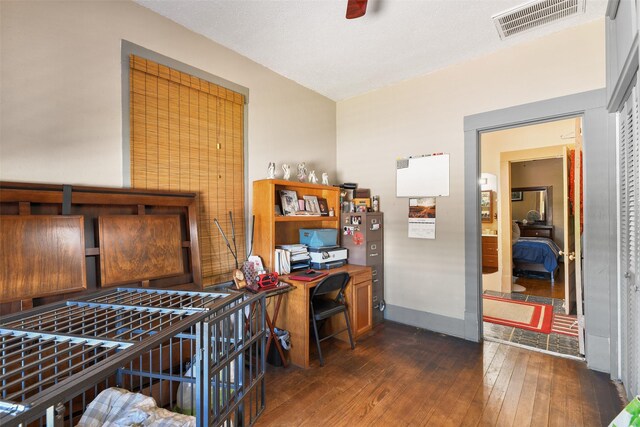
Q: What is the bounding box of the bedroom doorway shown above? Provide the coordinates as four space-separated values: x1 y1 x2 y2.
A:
479 117 584 358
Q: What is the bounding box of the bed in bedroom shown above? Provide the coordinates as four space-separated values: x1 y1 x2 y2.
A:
512 236 562 283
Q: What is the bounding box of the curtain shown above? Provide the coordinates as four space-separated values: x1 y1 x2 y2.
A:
130 55 245 285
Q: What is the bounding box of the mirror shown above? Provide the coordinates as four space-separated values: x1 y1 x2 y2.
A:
481 190 493 223
511 186 552 224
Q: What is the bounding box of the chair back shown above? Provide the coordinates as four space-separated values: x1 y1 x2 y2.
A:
311 272 350 300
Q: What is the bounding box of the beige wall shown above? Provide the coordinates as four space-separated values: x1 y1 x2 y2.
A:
336 20 604 322
0 0 336 196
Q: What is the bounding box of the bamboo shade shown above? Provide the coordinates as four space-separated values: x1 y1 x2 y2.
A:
130 55 245 285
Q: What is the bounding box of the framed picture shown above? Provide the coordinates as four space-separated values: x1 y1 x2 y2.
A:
280 189 299 215
303 195 320 214
511 191 523 201
317 198 329 216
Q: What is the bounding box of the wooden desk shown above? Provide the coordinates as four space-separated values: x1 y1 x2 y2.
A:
278 265 372 368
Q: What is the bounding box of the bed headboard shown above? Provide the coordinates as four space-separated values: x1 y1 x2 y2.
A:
0 182 203 314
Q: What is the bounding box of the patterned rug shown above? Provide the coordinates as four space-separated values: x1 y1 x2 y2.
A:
483 295 553 334
552 313 579 337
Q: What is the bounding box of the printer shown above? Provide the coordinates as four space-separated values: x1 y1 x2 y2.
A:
308 247 348 270
299 228 348 270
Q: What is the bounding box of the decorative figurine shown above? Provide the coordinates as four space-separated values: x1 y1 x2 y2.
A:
282 164 291 180
297 162 307 182
267 162 276 179
321 173 329 186
308 170 318 184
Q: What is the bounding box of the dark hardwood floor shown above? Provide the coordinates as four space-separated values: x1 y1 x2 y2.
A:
516 264 565 300
257 321 624 426
482 265 566 300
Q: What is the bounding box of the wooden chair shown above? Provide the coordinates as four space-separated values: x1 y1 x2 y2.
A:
309 272 355 366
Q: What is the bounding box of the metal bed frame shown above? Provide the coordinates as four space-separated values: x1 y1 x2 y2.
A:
0 287 266 427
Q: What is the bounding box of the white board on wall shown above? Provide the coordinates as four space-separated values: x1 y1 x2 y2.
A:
396 154 450 197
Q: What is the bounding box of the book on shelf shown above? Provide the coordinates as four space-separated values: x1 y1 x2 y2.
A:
290 211 322 216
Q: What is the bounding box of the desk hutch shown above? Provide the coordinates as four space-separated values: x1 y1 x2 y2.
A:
253 179 340 272
252 179 373 367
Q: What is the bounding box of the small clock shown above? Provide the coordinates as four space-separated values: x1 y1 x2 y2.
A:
233 268 247 290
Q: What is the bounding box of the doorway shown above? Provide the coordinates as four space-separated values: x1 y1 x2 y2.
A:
479 118 582 358
462 89 616 374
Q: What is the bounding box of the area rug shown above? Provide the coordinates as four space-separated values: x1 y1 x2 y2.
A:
483 295 553 334
552 313 579 337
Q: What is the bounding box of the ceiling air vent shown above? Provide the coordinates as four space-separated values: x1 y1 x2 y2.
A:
492 0 586 40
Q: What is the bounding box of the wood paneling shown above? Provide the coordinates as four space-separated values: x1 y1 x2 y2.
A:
99 215 183 286
258 321 625 426
0 216 86 302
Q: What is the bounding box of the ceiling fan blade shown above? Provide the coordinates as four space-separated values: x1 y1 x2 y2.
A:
346 0 367 19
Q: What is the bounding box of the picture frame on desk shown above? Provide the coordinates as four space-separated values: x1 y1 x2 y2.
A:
317 198 329 216
303 195 320 214
280 189 299 215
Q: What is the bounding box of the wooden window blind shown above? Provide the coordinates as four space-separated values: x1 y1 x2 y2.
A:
130 55 245 285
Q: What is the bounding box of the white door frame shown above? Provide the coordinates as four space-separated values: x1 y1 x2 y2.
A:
463 89 618 375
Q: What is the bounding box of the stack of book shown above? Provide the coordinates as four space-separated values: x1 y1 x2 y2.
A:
275 244 310 273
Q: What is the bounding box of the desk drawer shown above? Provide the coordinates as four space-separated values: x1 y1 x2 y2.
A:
521 228 552 238
352 268 372 285
483 254 498 268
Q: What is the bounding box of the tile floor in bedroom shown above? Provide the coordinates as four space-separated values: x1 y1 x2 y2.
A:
482 290 582 358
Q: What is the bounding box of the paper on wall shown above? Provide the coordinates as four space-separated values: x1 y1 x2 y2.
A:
408 198 436 239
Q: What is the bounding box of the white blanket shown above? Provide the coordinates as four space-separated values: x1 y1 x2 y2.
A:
78 387 196 427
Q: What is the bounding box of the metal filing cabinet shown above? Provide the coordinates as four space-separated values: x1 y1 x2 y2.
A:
341 212 385 324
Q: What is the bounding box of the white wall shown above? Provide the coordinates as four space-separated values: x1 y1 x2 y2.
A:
0 0 336 194
336 20 605 325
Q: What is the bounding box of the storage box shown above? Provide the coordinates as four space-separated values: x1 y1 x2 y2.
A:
299 228 338 248
353 198 371 208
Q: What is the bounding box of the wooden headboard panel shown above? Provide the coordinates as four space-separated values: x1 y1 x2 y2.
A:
0 215 87 301
99 215 184 287
0 182 202 313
